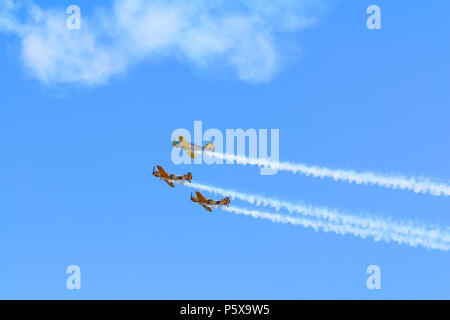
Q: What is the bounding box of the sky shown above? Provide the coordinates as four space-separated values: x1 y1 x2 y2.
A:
1 0 449 299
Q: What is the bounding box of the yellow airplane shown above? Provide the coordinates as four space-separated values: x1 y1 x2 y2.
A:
190 191 230 213
153 165 192 188
172 136 215 159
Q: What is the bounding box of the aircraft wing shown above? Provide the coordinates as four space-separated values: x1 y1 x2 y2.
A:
178 136 192 149
202 205 212 213
165 180 175 188
156 165 170 178
195 191 208 203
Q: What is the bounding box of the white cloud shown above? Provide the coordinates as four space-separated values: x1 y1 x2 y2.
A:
0 0 323 85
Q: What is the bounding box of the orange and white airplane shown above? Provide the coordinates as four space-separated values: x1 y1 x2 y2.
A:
190 191 230 213
153 165 192 188
172 136 215 159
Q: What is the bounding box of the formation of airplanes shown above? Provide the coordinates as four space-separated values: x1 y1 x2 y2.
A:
153 136 230 213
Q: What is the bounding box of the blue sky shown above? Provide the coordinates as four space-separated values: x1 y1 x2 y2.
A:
1 0 449 299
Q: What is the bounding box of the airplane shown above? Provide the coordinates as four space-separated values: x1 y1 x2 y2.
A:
153 165 192 188
172 136 215 159
190 191 230 213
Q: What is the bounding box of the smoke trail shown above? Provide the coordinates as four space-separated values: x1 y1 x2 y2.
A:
186 182 444 239
221 206 449 251
204 152 450 197
182 182 450 251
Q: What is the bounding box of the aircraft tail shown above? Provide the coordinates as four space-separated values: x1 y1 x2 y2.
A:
205 141 215 152
184 172 193 183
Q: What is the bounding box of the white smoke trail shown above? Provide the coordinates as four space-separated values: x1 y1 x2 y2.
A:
182 182 450 251
221 206 449 251
205 152 450 197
